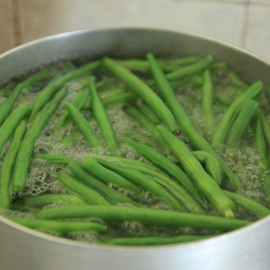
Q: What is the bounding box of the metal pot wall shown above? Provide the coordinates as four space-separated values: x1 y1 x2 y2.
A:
0 28 270 270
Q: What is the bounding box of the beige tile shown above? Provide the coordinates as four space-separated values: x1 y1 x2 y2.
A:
244 4 270 62
0 0 15 54
19 0 246 48
249 0 270 4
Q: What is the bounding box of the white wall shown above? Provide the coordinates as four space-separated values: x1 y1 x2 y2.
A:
1 0 270 61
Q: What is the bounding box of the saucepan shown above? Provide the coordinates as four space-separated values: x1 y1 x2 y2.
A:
0 28 270 270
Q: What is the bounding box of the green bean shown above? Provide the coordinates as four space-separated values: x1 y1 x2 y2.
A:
211 81 263 150
0 82 16 99
0 67 55 125
210 62 229 70
201 68 215 132
54 90 89 131
127 129 159 148
95 81 105 89
261 112 270 148
253 112 270 199
50 61 76 82
223 190 270 218
58 172 111 205
0 103 30 154
99 234 214 246
35 205 251 232
12 87 67 192
28 60 101 122
228 70 249 90
122 137 205 205
112 161 205 214
215 92 233 107
91 154 166 174
156 125 236 218
81 157 142 195
0 84 23 125
216 101 229 114
103 57 177 132
21 66 56 88
33 154 75 164
79 75 96 86
124 106 164 145
192 151 223 185
59 128 78 144
226 100 259 148
0 120 26 208
83 92 137 110
5 216 107 234
14 194 89 208
189 76 204 86
224 85 245 97
166 55 213 81
89 78 119 156
97 88 128 99
145 53 241 190
65 103 100 148
136 100 160 124
162 56 202 66
68 162 142 207
10 203 40 214
116 59 176 73
96 159 186 211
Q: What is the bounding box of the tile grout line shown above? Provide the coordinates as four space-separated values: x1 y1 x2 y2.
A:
11 0 21 47
240 0 250 49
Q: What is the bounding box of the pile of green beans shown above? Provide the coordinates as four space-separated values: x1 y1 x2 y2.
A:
0 54 269 247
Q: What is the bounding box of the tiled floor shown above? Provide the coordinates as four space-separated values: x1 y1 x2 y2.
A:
1 0 270 62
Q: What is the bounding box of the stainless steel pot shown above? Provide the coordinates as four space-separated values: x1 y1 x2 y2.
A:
0 28 270 270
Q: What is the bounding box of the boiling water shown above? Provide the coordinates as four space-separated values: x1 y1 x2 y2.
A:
0 63 269 244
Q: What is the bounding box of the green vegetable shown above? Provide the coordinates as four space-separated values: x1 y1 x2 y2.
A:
226 100 259 148
228 70 249 90
0 82 16 99
33 154 75 164
65 102 100 148
68 162 142 207
166 55 213 81
122 137 205 205
156 125 236 218
14 194 89 208
96 159 186 211
211 81 263 150
81 157 142 195
111 160 205 214
0 120 27 208
89 77 119 156
124 106 164 145
136 100 160 124
83 92 138 110
28 60 101 122
99 234 214 246
35 205 251 232
12 87 67 192
57 172 111 205
253 112 270 200
145 52 241 190
0 103 30 154
201 68 215 132
223 190 270 218
50 61 76 82
192 151 223 186
103 57 178 132
5 216 107 234
54 90 89 131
